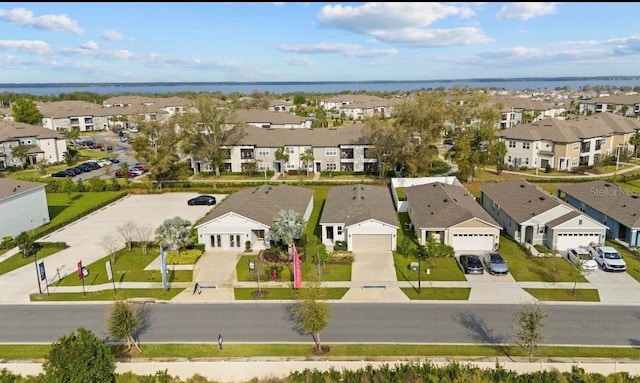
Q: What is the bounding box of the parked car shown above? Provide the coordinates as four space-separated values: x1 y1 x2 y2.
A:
83 161 100 170
51 169 74 178
115 169 139 178
106 157 120 164
188 195 217 206
90 142 104 150
132 163 148 172
459 254 484 274
128 167 144 176
588 244 626 272
484 252 509 275
567 247 598 272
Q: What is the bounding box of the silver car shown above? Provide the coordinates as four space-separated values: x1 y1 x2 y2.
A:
484 252 509 275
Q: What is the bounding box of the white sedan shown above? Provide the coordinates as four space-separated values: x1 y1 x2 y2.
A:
567 247 598 272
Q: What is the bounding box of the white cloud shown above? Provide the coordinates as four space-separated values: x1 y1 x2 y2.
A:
0 7 83 34
495 2 558 21
102 29 126 41
80 40 99 51
277 42 361 54
0 40 51 54
282 56 314 66
373 27 491 46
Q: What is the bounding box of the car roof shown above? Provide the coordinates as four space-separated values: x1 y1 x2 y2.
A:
488 252 504 261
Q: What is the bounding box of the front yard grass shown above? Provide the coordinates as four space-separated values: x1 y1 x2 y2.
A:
524 288 600 302
234 287 349 300
393 252 466 282
236 255 351 283
498 235 588 283
54 247 192 287
401 287 470 300
0 243 68 276
30 288 183 302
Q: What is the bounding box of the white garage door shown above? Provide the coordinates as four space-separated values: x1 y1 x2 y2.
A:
555 233 601 252
451 233 495 251
351 234 392 251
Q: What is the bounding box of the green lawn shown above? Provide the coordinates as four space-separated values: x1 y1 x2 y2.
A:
401 287 470 300
236 255 351 283
394 252 466 282
498 235 588 283
524 288 600 302
0 243 68 276
54 247 192 287
234 287 349 300
30 288 184 302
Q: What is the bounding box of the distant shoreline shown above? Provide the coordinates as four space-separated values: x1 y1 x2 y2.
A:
1 76 640 88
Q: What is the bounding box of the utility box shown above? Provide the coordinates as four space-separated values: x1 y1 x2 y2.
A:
248 260 255 271
410 262 419 271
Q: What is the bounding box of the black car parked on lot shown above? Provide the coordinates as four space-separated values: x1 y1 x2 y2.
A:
459 254 484 274
51 169 74 178
187 195 217 206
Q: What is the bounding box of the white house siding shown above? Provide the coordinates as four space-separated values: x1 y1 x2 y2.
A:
320 222 344 248
196 213 269 251
346 220 397 252
0 186 49 238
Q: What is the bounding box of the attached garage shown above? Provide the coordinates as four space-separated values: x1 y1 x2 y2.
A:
451 233 495 251
555 233 602 252
351 234 393 252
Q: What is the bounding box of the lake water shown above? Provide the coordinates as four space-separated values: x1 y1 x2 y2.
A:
1 78 640 96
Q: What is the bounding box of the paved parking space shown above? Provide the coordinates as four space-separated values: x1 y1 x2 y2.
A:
583 268 640 304
0 193 226 302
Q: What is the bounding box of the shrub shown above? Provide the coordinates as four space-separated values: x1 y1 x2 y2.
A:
165 248 203 265
333 240 347 251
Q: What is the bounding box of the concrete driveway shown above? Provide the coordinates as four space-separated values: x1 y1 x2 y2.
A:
341 251 410 302
0 193 225 302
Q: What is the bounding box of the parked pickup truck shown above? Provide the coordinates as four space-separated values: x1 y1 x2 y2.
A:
588 243 627 272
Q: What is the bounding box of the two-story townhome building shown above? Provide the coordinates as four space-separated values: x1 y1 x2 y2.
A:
490 97 566 129
0 121 67 169
230 109 313 129
190 123 377 175
39 100 115 132
578 94 640 116
319 94 399 119
500 113 640 171
267 99 296 113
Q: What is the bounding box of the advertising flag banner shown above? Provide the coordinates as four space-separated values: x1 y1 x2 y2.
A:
106 260 113 281
77 261 84 280
38 261 46 281
293 244 302 289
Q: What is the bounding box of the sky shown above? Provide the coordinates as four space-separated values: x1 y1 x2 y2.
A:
1 2 640 84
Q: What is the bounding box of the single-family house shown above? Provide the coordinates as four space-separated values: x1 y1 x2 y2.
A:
557 180 640 247
0 121 68 169
0 179 50 238
481 179 607 252
195 185 314 251
404 182 502 252
319 185 398 252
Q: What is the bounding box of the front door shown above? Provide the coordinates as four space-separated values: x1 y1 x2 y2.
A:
315 161 321 172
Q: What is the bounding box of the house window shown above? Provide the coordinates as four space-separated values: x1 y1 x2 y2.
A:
257 149 270 157
211 235 222 248
508 141 516 148
285 146 295 154
523 142 531 149
326 163 337 170
572 143 580 151
337 226 343 236
326 148 337 156
507 156 512 162
525 158 529 165
571 159 578 166
229 234 241 248
538 226 544 234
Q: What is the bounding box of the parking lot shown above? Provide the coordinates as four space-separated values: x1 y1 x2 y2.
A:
0 192 227 302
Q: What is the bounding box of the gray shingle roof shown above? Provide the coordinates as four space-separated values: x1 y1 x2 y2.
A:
199 184 313 227
480 179 565 223
319 185 398 227
405 182 500 229
500 114 640 143
232 123 371 147
0 179 46 201
557 180 640 228
233 109 311 125
0 121 65 141
545 210 581 228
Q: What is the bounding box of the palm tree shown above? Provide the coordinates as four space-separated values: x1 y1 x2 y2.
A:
64 127 80 148
274 147 290 176
270 209 305 258
154 216 192 256
300 147 314 177
629 132 640 158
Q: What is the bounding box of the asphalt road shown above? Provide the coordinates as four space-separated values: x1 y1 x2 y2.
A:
1 302 639 346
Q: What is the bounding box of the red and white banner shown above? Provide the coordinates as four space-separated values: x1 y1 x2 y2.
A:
293 244 302 289
77 261 84 281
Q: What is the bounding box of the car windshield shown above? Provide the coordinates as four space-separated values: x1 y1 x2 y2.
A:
577 253 591 260
489 255 504 263
604 252 621 259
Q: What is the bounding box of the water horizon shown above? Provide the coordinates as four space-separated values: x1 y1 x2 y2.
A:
1 76 640 96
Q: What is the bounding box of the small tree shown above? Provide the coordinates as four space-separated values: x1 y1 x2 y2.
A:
275 146 290 176
117 220 138 251
107 300 141 353
270 209 305 257
133 222 154 256
100 233 120 265
568 256 587 295
155 216 192 256
43 326 115 383
11 144 29 169
12 98 42 124
291 272 332 353
15 231 35 258
300 147 315 177
514 301 548 362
